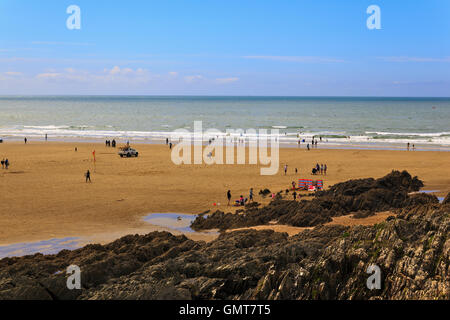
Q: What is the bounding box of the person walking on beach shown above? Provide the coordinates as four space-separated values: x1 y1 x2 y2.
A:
324 164 327 175
284 164 288 175
249 188 253 202
1 159 4 169
166 138 169 145
227 190 231 206
5 159 9 169
407 142 410 151
307 143 310 151
320 164 324 175
45 134 48 141
24 137 27 144
169 142 173 150
85 170 91 183
295 168 298 174
293 191 297 201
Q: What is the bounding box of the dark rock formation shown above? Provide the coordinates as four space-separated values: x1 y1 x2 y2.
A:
191 171 432 231
0 192 448 300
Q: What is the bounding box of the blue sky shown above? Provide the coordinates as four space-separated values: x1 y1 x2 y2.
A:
0 0 449 96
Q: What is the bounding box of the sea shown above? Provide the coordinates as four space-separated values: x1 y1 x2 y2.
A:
0 96 449 150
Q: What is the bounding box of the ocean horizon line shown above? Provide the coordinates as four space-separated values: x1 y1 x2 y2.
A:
1 95 450 100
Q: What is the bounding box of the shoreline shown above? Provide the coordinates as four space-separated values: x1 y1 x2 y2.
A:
2 136 450 152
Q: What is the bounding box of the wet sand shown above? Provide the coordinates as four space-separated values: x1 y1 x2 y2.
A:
226 211 394 236
0 141 449 246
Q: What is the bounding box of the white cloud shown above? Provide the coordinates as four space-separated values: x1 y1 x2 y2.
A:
392 80 446 85
109 66 121 75
215 77 239 84
36 73 62 79
184 75 204 83
377 56 450 63
243 56 346 63
31 41 93 46
105 66 146 76
4 71 23 76
33 67 151 84
168 71 178 77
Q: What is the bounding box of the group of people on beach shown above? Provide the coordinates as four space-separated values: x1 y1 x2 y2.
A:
1 158 10 169
105 140 116 148
284 165 300 176
227 188 254 206
312 163 327 175
166 138 173 150
407 143 416 151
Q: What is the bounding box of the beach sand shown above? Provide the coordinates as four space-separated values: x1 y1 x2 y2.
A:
0 141 449 245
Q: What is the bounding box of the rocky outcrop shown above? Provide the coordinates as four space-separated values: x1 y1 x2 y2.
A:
0 192 448 300
191 171 432 231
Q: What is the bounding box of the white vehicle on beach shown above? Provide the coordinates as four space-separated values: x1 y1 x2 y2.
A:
118 146 139 158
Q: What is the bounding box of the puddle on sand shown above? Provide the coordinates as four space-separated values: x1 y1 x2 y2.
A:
415 190 445 203
418 190 440 194
143 213 217 236
0 237 81 259
0 213 215 259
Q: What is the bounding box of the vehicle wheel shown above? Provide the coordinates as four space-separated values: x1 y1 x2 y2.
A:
135 152 139 157
127 153 131 158
120 154 123 158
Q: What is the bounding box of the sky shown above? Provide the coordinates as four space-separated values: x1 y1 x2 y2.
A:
0 0 449 96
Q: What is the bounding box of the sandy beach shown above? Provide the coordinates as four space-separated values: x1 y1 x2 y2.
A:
0 141 449 246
